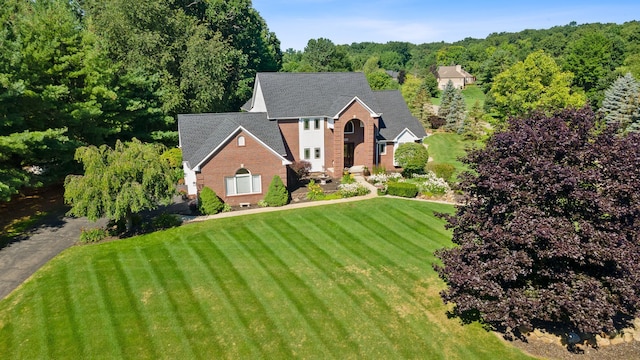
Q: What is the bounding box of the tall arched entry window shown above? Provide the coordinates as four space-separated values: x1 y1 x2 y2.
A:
225 168 261 196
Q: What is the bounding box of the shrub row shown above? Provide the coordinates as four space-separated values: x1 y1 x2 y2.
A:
386 182 418 198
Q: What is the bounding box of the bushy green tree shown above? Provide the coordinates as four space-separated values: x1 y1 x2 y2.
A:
64 139 175 231
489 50 587 120
263 175 289 207
439 81 465 132
301 38 352 72
600 73 640 132
366 70 399 90
394 142 429 176
198 187 224 215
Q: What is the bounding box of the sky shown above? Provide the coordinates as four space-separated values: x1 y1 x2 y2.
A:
252 0 640 51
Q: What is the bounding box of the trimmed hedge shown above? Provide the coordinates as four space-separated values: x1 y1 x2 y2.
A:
387 182 418 198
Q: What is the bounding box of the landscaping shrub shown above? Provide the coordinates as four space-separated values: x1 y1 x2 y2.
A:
425 162 456 182
151 213 182 230
290 160 311 181
337 183 370 198
198 187 224 215
306 179 325 200
386 182 418 198
408 173 450 195
371 165 386 174
429 115 445 129
79 228 108 244
263 175 289 207
341 172 355 184
395 142 429 177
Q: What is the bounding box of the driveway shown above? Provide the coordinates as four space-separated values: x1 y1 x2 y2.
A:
0 212 106 300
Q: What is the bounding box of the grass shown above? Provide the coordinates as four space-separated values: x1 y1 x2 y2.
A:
0 198 535 359
430 84 486 111
424 132 482 180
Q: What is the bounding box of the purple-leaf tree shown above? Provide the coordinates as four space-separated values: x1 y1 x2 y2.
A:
434 107 640 337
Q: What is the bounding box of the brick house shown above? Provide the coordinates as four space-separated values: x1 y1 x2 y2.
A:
178 72 426 206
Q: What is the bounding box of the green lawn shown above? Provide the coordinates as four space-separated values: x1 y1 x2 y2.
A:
0 198 534 359
424 132 481 180
431 84 485 111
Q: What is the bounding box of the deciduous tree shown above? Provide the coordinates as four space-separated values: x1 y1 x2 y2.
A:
435 107 640 338
64 139 175 231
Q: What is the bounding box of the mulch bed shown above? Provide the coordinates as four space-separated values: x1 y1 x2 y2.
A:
509 336 640 360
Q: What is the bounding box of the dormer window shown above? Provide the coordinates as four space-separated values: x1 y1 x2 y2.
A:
237 135 245 147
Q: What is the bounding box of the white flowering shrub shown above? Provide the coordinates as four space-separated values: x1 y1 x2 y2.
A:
409 172 450 195
367 172 401 185
338 183 370 198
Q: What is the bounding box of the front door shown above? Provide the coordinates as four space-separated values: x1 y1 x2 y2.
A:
344 143 354 168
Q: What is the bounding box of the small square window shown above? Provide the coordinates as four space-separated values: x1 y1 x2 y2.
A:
314 148 321 159
304 148 311 160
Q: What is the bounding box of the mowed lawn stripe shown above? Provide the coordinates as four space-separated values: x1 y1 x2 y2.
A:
305 211 446 355
274 214 416 358
239 221 367 358
0 198 537 359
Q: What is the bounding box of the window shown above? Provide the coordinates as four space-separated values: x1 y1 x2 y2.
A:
237 135 245 147
303 118 310 130
314 148 321 159
225 168 261 196
304 148 311 160
378 143 387 155
344 120 355 134
314 118 320 129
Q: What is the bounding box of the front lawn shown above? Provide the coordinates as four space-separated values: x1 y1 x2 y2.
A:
0 198 534 359
424 132 482 181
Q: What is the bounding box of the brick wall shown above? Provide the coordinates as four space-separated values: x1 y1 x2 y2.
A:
198 130 288 206
334 101 378 171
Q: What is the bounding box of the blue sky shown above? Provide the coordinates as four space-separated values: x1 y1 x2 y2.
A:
252 0 640 50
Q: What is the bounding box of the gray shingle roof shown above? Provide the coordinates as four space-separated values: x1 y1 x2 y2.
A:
178 112 286 169
374 90 427 140
254 72 381 118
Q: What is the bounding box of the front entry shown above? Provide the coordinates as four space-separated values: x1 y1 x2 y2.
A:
344 143 354 168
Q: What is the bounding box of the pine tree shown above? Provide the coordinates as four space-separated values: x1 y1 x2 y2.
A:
263 175 289 207
600 73 640 131
439 81 466 133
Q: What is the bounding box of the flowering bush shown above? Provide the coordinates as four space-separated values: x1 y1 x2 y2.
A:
409 172 451 195
338 183 370 198
306 179 325 200
367 172 401 185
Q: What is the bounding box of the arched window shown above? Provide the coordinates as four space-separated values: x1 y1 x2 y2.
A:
225 168 261 196
237 135 245 147
344 120 355 134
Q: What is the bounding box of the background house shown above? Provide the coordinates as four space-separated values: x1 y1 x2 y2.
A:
436 65 475 89
179 72 426 206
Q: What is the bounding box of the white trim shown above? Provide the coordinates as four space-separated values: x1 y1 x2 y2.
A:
333 96 381 118
193 125 291 171
392 128 420 142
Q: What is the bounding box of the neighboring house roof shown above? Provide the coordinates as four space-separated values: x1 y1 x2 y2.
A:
178 112 288 170
249 72 382 119
374 90 427 141
437 65 473 79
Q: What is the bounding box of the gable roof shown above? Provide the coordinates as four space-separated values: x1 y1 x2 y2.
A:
178 112 287 170
374 90 427 141
250 72 382 119
437 65 473 79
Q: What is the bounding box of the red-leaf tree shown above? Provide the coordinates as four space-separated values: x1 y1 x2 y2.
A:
435 107 640 337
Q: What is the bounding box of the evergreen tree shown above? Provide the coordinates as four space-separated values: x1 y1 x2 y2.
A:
463 100 485 140
600 73 640 132
439 81 465 133
263 175 289 207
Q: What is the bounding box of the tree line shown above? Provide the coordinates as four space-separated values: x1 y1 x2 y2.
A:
0 0 280 201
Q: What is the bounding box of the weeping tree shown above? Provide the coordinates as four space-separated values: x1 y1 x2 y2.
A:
435 107 640 340
64 139 175 232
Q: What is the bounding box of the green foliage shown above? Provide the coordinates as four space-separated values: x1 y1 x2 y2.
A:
386 182 418 198
305 179 325 200
489 50 587 119
151 213 182 230
79 228 108 244
425 163 456 182
198 187 224 215
64 139 175 230
341 172 355 184
394 142 429 176
300 38 352 72
366 70 399 90
371 165 386 175
600 72 640 132
337 183 370 198
263 175 289 207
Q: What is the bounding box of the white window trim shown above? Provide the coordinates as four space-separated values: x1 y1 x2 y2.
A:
344 121 355 134
304 148 311 160
237 135 245 147
378 143 387 155
225 169 262 196
314 147 321 159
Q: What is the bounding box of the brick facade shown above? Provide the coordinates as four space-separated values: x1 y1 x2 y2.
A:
333 101 379 172
197 130 288 206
